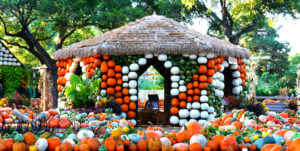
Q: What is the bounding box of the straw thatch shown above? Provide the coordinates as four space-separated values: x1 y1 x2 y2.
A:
53 14 251 60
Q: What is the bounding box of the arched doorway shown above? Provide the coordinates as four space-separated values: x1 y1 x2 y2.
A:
135 57 171 125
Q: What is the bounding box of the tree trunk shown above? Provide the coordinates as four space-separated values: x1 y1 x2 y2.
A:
22 29 59 108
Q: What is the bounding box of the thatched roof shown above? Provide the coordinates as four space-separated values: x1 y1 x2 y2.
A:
53 14 251 60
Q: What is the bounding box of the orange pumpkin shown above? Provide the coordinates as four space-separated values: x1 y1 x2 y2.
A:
3 139 14 151
203 146 211 151
107 69 116 78
199 83 208 89
185 121 203 135
261 144 282 151
115 65 122 73
248 144 257 151
193 95 199 102
288 138 300 151
115 98 123 105
129 144 137 151
23 132 36 145
207 77 213 83
0 143 7 151
207 69 215 76
213 135 225 146
79 144 91 151
94 58 101 66
232 121 242 130
207 59 215 68
193 81 199 88
12 142 26 151
129 102 137 110
124 96 130 104
121 104 129 112
100 61 108 73
176 126 192 142
189 143 202 151
103 55 110 60
207 140 219 151
194 88 201 95
170 107 179 115
192 74 199 81
108 60 116 67
137 135 148 151
107 87 115 95
122 88 129 95
104 137 116 151
127 111 136 119
107 78 117 86
199 75 207 82
60 141 73 151
171 98 179 107
122 139 131 147
101 82 108 89
199 65 207 74
102 74 108 81
186 83 193 89
178 93 187 100
187 96 193 102
220 137 238 151
179 101 187 108
47 137 62 151
187 89 194 95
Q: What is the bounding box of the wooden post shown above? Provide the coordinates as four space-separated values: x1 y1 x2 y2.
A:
39 65 47 112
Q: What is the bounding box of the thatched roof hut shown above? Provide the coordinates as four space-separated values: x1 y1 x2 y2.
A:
53 14 250 60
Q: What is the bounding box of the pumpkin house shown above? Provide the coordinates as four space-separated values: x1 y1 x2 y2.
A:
53 15 251 126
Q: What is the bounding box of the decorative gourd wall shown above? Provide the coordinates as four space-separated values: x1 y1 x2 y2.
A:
56 53 249 126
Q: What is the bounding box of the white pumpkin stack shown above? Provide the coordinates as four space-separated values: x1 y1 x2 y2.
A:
230 61 243 95
0 44 21 66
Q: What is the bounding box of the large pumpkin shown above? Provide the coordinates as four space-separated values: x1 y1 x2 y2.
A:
148 137 161 151
220 137 238 151
12 142 26 151
261 144 282 151
3 138 14 151
288 138 300 151
176 126 192 143
47 137 61 151
185 121 203 135
47 117 59 128
104 136 116 151
59 119 71 129
23 132 36 145
60 141 73 151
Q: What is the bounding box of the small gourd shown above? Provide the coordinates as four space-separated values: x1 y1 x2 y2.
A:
35 138 48 151
170 116 179 125
179 109 189 118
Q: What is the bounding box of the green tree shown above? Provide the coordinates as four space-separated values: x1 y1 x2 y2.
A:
181 0 300 44
0 0 147 107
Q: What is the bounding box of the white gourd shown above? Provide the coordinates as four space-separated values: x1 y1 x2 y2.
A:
129 80 137 88
122 76 129 82
122 66 129 74
129 63 139 71
179 80 185 85
170 116 179 125
171 75 180 82
171 82 179 88
200 96 208 102
222 61 229 67
129 89 137 95
128 72 138 79
219 65 224 72
230 64 238 69
190 134 207 147
208 114 215 121
79 61 84 67
182 53 189 57
160 137 171 146
179 109 189 118
189 119 197 122
179 85 187 92
35 138 48 151
122 83 129 88
232 71 241 78
186 103 192 110
190 110 200 119
219 82 225 89
100 90 107 96
171 89 179 96
138 58 147 65
170 67 180 74
192 102 201 109
164 61 172 68
200 103 209 110
158 54 168 61
189 54 197 60
145 53 153 59
206 53 215 59
232 86 241 94
197 57 207 64
200 111 209 118
179 119 188 126
201 90 207 96
208 107 215 113
77 130 94 140
130 95 138 101
198 120 207 126
232 79 240 86
219 73 224 81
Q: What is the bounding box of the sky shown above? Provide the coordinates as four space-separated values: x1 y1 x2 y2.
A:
189 16 300 56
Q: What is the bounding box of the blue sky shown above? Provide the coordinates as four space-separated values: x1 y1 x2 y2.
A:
190 16 300 56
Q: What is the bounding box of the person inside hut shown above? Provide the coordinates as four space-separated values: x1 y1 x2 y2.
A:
15 78 29 98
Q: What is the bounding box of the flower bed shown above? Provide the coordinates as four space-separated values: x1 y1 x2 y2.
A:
0 107 299 151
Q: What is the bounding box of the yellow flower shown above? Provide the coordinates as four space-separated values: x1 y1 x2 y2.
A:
262 132 271 138
253 135 260 140
122 127 129 133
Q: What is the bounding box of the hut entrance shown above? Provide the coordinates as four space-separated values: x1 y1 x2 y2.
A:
138 66 164 112
223 66 234 96
136 58 171 125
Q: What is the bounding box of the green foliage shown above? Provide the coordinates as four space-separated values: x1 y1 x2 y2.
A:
256 72 280 96
0 66 30 96
138 66 164 90
111 55 143 67
65 73 101 108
